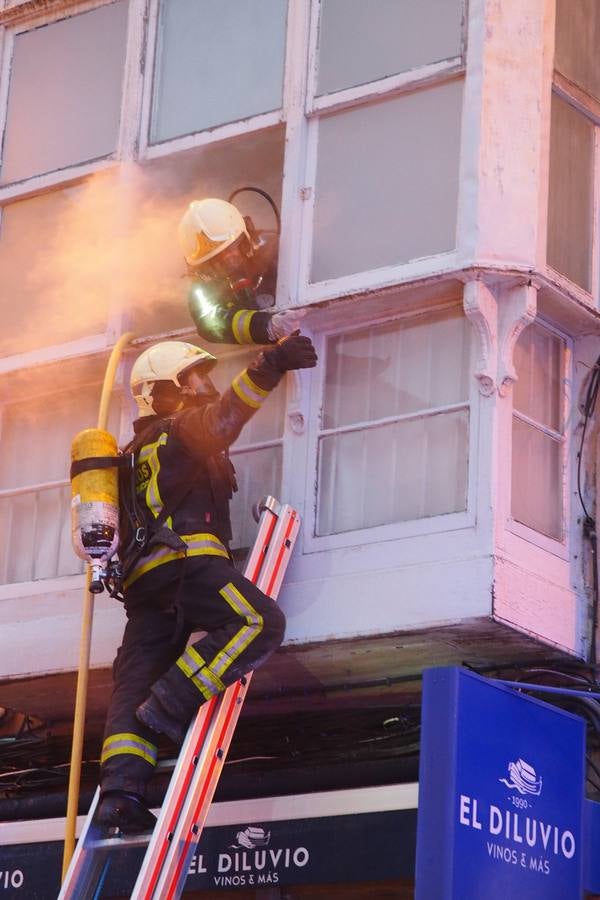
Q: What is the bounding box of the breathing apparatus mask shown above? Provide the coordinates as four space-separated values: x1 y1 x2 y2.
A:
178 188 280 319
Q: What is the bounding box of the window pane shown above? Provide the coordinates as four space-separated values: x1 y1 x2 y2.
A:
323 309 470 429
555 0 600 101
151 0 287 143
316 0 463 96
511 419 562 540
0 187 110 356
513 324 563 431
1 2 128 184
0 486 83 584
317 409 468 535
547 93 594 292
311 81 462 281
229 446 283 549
211 350 286 445
0 386 119 584
0 388 114 489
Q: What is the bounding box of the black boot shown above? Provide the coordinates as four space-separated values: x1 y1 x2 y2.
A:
136 693 189 745
96 790 157 834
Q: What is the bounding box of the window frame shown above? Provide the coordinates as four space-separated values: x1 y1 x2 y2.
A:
137 0 290 161
507 316 572 560
303 299 478 554
0 0 143 198
546 73 600 309
295 0 468 306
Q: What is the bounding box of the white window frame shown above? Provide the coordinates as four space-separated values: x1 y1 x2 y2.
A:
293 0 469 308
137 0 288 161
0 0 146 200
546 71 600 309
506 316 572 561
303 299 478 554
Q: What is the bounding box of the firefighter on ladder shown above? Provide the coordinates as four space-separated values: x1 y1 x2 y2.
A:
96 200 316 833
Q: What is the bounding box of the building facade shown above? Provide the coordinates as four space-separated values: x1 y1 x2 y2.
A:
0 0 599 897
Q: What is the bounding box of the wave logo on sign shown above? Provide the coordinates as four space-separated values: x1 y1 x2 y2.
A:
499 758 543 796
231 825 272 849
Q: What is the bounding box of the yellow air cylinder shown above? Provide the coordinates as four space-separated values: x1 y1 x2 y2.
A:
71 428 120 567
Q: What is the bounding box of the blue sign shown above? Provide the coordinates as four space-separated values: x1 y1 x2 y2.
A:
0 809 416 898
415 667 585 900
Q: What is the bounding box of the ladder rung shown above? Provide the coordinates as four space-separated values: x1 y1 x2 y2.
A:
87 833 154 850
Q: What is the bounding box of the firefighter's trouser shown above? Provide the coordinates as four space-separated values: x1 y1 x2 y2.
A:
100 555 286 796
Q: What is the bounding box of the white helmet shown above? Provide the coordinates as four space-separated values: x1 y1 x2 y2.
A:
178 198 250 268
130 341 216 417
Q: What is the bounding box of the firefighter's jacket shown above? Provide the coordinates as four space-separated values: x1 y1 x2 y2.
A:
188 290 274 346
187 234 279 345
121 352 283 590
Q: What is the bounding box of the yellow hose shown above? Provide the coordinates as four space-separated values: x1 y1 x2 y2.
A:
61 331 135 880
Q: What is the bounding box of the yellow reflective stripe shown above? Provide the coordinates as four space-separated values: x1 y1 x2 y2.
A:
231 370 269 410
207 582 263 679
232 309 256 344
176 653 214 701
124 533 229 589
145 432 171 527
101 732 157 766
181 646 225 693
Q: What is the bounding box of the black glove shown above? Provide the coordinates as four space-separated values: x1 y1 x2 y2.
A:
264 331 318 373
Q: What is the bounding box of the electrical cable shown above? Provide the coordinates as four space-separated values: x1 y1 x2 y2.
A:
587 753 600 787
577 354 600 520
576 354 600 665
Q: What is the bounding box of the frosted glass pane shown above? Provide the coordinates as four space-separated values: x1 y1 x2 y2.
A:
317 0 463 96
0 487 83 584
1 1 128 183
229 446 282 549
151 0 287 143
513 325 563 430
317 409 468 535
211 351 286 444
555 0 600 101
547 94 593 291
0 387 119 488
323 309 470 429
0 187 109 356
312 81 462 281
512 419 562 540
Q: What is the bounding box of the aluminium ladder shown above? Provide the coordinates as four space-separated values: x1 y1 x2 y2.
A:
59 496 300 900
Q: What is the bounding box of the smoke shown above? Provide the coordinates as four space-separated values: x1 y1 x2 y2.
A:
27 164 186 338
0 128 285 357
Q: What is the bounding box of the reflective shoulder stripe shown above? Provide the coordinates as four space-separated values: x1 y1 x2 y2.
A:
231 369 270 410
101 732 158 766
145 432 169 523
231 309 256 344
124 532 229 590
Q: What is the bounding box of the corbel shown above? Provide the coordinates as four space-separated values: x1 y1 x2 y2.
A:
463 278 498 397
497 281 538 397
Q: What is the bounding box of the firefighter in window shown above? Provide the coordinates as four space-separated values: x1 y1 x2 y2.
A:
97 334 317 833
179 192 303 346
